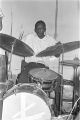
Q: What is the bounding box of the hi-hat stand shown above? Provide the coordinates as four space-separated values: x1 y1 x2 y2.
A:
59 56 80 116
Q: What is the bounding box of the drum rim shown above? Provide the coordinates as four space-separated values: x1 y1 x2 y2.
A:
29 67 60 80
2 83 52 120
3 83 50 108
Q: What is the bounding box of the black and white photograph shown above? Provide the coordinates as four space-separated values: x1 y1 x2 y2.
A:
0 0 80 120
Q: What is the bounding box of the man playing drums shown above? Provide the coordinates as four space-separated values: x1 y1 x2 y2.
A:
17 20 61 116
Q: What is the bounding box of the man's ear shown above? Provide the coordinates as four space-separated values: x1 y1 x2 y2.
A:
44 27 46 32
34 28 36 33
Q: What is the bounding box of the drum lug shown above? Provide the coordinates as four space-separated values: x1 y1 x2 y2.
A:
33 88 38 94
17 83 22 87
37 82 42 89
13 89 17 95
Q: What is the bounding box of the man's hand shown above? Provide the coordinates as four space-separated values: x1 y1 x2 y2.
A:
56 41 62 46
55 53 61 57
55 41 62 57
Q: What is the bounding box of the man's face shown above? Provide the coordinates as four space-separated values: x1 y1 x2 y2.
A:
35 23 45 38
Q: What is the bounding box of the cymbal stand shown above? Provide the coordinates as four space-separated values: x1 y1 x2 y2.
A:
72 61 79 107
67 97 80 120
8 39 17 80
59 43 64 115
58 56 60 74
0 98 3 120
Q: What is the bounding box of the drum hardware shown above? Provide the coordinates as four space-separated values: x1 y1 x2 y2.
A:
0 55 8 120
4 84 21 97
13 84 21 96
9 86 17 96
33 88 39 94
51 114 70 120
56 43 64 116
8 37 17 79
37 81 42 89
66 97 80 120
0 82 7 90
60 57 79 108
30 75 43 89
2 83 51 120
31 83 41 94
8 86 17 98
0 98 3 120
60 58 80 67
0 82 10 99
53 115 69 120
5 80 14 90
59 57 80 115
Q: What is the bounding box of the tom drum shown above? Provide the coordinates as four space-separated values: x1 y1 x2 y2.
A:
29 68 59 91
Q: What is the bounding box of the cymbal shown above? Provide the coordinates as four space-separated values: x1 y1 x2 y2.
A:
36 41 80 57
60 58 80 66
0 33 34 57
63 41 80 53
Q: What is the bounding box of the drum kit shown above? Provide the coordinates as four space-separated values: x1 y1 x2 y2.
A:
0 33 80 120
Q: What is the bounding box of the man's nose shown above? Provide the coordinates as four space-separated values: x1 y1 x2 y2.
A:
39 29 43 33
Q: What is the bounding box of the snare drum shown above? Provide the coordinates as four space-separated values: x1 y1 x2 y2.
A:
2 83 51 120
29 68 59 91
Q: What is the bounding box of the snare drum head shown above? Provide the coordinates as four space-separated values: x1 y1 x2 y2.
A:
29 68 58 81
2 84 51 120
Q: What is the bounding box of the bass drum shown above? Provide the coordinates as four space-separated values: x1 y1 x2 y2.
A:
2 83 51 120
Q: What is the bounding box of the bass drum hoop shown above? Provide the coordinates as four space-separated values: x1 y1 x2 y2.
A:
3 83 52 120
3 83 50 108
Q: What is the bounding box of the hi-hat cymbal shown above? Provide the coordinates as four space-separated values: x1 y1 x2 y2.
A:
0 33 34 57
60 58 80 67
36 41 80 57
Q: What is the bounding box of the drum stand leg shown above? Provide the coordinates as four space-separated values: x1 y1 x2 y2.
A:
58 53 64 115
72 66 79 120
73 66 79 105
54 76 61 116
0 94 3 120
0 55 8 120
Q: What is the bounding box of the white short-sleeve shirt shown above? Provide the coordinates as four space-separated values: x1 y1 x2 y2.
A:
24 33 56 54
22 32 58 68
